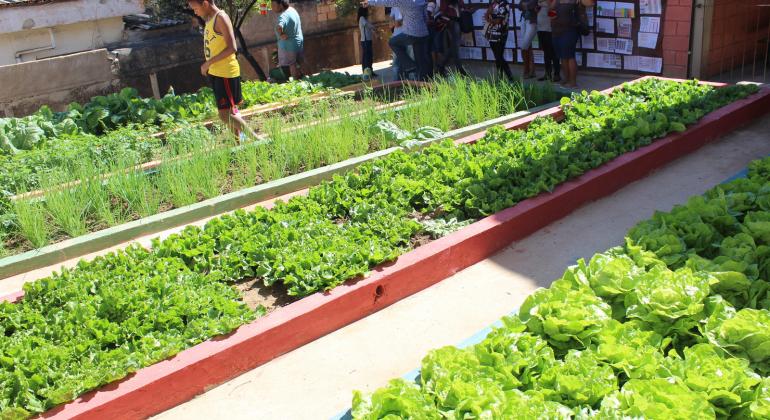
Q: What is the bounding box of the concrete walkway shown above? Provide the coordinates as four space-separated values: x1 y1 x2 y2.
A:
154 113 770 418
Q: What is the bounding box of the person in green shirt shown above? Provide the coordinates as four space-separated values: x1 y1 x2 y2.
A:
271 0 305 80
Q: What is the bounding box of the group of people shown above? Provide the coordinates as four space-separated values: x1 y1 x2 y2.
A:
359 0 470 80
359 0 593 87
186 0 594 141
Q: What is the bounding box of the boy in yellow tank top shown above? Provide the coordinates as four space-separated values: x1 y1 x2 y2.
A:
188 0 256 142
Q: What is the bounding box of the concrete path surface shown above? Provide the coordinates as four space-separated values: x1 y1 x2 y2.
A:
154 111 770 419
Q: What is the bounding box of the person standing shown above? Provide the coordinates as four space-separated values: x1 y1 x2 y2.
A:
518 0 538 78
358 6 376 76
484 0 513 81
436 0 468 76
188 0 256 142
271 0 304 80
549 0 594 88
390 7 414 78
426 0 445 74
363 0 432 80
536 0 560 81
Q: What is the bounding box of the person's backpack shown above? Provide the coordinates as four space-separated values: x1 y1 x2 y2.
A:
459 10 474 33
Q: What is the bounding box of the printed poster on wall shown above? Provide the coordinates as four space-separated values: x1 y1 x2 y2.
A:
638 32 659 49
588 52 623 69
505 31 517 49
617 18 632 38
597 1 616 17
640 16 661 32
614 2 636 18
640 0 662 14
624 56 663 72
596 18 615 34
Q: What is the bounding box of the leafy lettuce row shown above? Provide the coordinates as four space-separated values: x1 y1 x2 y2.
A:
352 156 770 419
0 80 756 418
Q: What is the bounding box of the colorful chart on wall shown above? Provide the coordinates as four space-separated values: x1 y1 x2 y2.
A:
461 0 666 74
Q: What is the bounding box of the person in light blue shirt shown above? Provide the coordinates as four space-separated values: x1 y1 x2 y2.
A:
272 0 304 80
389 7 414 78
362 0 432 80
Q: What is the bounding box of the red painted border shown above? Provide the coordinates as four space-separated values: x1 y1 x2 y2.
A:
33 79 770 419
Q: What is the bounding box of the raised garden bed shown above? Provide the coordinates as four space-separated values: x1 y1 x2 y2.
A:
348 154 770 419
1 77 766 420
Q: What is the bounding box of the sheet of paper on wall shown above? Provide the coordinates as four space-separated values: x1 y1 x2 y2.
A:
597 37 617 53
486 48 496 61
597 1 616 17
531 34 540 49
640 56 663 73
614 2 635 18
505 31 517 48
640 0 662 15
459 47 484 60
581 33 595 49
617 18 632 38
638 31 658 49
474 30 490 48
576 53 583 66
640 16 661 33
625 55 662 73
473 9 487 27
533 50 545 64
624 55 640 71
596 18 615 34
586 7 595 26
614 38 633 55
462 33 475 47
587 52 622 69
504 48 515 62
514 8 522 26
517 49 523 62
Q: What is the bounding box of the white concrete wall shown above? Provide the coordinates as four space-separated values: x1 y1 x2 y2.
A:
0 49 119 116
0 0 142 65
0 0 142 34
0 17 125 65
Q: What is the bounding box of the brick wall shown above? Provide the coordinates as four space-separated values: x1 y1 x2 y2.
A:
316 0 339 21
703 0 770 78
662 0 692 78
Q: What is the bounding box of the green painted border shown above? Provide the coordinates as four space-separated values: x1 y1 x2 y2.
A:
0 99 561 280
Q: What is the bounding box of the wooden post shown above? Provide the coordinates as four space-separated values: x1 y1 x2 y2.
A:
353 30 361 65
149 72 161 99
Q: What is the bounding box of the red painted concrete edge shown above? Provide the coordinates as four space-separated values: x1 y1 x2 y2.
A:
35 81 770 420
